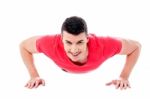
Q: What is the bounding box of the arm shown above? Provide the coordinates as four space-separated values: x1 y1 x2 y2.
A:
19 36 45 89
106 38 141 90
118 39 141 80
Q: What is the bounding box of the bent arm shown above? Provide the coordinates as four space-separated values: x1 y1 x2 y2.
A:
19 36 40 78
118 38 141 80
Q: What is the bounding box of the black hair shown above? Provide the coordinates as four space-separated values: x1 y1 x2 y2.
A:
61 16 88 35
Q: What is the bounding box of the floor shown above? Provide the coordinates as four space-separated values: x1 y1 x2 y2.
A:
0 0 149 98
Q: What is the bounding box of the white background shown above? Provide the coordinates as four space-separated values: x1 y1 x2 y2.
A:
0 0 149 98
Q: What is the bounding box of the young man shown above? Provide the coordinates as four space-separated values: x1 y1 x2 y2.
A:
19 16 141 90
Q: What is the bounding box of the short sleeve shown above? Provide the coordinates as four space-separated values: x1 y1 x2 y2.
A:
101 36 122 58
36 35 56 56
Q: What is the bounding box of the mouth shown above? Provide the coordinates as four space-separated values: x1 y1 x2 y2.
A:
71 52 81 57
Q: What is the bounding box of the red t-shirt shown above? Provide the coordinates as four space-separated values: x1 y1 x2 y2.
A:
36 34 122 73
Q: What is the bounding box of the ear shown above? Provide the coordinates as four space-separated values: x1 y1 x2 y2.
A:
61 34 65 44
61 33 63 40
87 35 89 43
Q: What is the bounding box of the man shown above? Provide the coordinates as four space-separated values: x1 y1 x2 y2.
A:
19 16 141 90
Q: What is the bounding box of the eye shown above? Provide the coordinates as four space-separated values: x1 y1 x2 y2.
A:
66 41 72 45
77 41 83 45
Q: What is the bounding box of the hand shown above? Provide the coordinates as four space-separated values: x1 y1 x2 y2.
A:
25 77 45 89
105 77 131 90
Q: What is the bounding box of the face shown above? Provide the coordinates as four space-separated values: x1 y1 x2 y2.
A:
62 31 89 63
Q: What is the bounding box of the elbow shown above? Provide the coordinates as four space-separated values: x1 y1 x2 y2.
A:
19 40 28 53
132 41 142 56
135 41 142 51
19 41 32 54
19 41 25 50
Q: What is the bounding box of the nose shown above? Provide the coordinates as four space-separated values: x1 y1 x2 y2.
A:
70 45 79 54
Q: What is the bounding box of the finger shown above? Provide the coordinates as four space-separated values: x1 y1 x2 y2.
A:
115 81 120 89
106 82 112 86
25 80 32 88
41 79 45 86
29 82 35 89
119 81 124 90
28 82 32 89
123 83 128 90
26 82 32 89
112 80 117 85
127 82 131 88
34 80 40 88
25 83 29 87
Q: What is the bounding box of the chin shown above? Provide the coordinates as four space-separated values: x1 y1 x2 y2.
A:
70 57 80 62
68 54 80 62
71 59 78 62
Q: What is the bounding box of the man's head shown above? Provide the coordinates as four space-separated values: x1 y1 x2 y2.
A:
61 16 88 35
61 16 89 63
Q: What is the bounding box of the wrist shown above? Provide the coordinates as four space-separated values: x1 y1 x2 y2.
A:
119 76 128 80
30 73 40 79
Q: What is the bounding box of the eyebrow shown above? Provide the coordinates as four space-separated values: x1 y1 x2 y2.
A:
65 40 84 44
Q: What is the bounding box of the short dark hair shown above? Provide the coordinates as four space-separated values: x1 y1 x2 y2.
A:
61 16 88 35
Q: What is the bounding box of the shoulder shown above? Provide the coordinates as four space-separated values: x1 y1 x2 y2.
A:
88 33 113 41
88 33 120 45
35 34 62 53
37 34 60 39
36 34 61 43
117 38 141 55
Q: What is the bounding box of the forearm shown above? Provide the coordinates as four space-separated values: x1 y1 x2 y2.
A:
120 45 141 79
20 46 39 78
